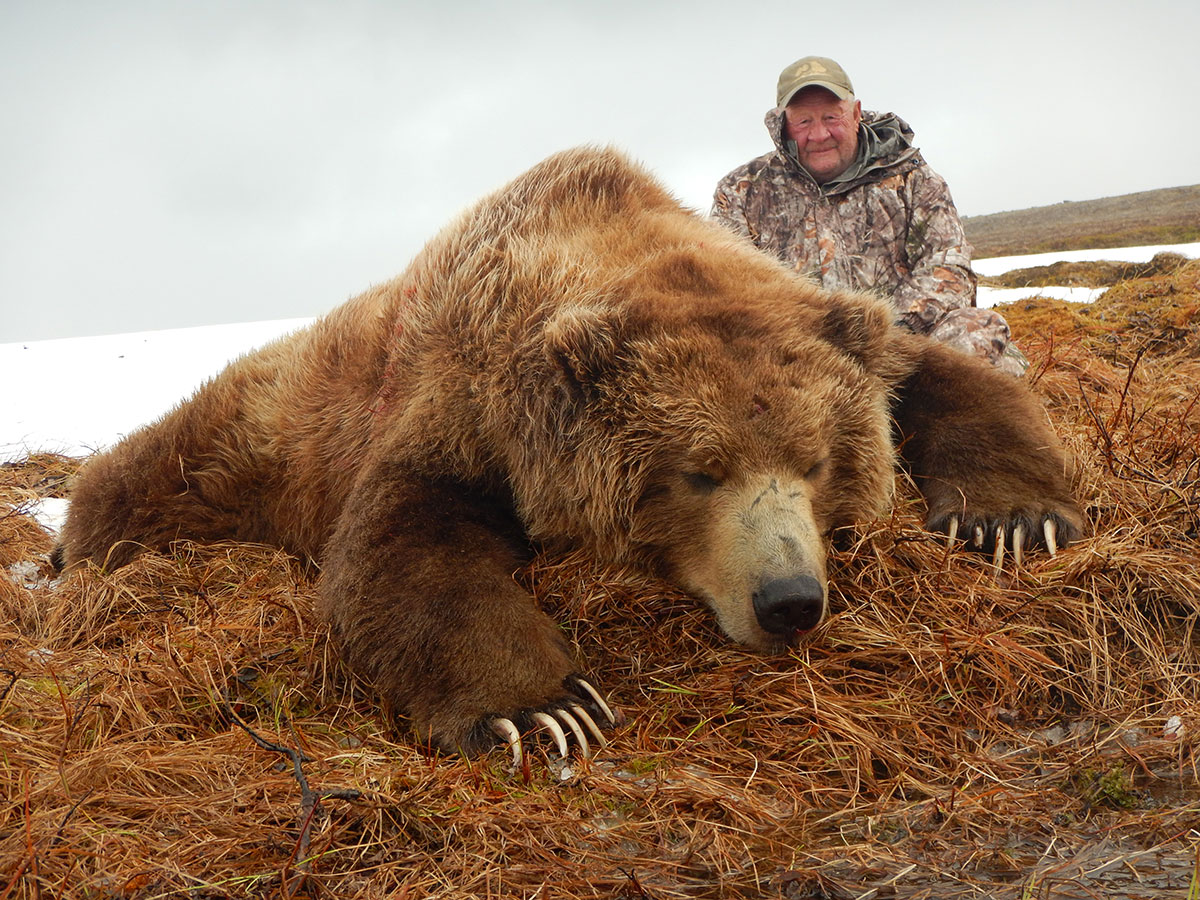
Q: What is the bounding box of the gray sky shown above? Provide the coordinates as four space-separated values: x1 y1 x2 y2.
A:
3 0 1197 342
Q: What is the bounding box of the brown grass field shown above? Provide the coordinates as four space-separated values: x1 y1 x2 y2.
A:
2 262 1199 898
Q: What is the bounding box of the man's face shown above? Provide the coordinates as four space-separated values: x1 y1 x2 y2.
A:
783 87 862 183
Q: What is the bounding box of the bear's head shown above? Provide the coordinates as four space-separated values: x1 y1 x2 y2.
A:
523 258 904 653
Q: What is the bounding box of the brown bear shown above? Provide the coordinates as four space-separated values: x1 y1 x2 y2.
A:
56 146 1083 761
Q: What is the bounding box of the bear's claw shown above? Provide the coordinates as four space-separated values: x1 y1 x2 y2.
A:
555 707 591 757
1043 519 1058 556
572 704 608 746
570 675 617 726
945 514 1066 572
487 677 617 769
531 711 569 758
490 717 525 769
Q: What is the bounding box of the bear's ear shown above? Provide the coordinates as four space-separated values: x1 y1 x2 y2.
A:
543 305 624 401
817 290 894 372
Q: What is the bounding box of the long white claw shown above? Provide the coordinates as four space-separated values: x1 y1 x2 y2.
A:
574 677 617 725
571 704 608 749
1012 522 1025 568
490 717 523 769
973 524 985 549
531 711 569 758
992 525 1006 573
554 708 590 759
1044 518 1059 557
947 515 959 548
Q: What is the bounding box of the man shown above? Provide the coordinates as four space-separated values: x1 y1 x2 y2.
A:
712 56 1025 375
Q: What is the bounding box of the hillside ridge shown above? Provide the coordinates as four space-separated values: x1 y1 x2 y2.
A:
964 183 1200 258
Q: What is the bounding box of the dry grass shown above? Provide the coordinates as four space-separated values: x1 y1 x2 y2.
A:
3 265 1200 898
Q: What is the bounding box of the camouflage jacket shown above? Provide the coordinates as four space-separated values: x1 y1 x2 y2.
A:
712 109 1026 375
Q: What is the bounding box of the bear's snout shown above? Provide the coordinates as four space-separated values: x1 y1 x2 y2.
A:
752 575 825 635
670 472 830 651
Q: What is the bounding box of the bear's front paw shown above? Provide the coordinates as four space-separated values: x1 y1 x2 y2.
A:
932 507 1082 570
484 675 618 769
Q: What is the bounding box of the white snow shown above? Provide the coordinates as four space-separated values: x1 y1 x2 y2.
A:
1 318 311 461
3 242 1198 536
26 497 71 536
972 242 1200 277
974 241 1198 309
977 285 1107 308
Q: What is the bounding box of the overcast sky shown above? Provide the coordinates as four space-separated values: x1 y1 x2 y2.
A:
3 0 1197 343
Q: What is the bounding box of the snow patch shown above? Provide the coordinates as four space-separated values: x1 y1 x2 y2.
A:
972 241 1199 277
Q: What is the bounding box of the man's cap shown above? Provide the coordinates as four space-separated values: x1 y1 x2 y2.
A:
776 56 854 107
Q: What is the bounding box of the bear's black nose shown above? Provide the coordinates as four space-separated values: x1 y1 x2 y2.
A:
752 575 825 635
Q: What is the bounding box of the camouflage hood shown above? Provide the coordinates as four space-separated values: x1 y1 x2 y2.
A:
767 107 923 196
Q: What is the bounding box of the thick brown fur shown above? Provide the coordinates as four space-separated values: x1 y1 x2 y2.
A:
57 147 1083 753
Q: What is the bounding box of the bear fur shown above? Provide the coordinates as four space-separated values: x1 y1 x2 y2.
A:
57 147 1083 754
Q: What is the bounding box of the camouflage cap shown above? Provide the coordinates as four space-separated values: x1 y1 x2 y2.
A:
776 56 855 107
